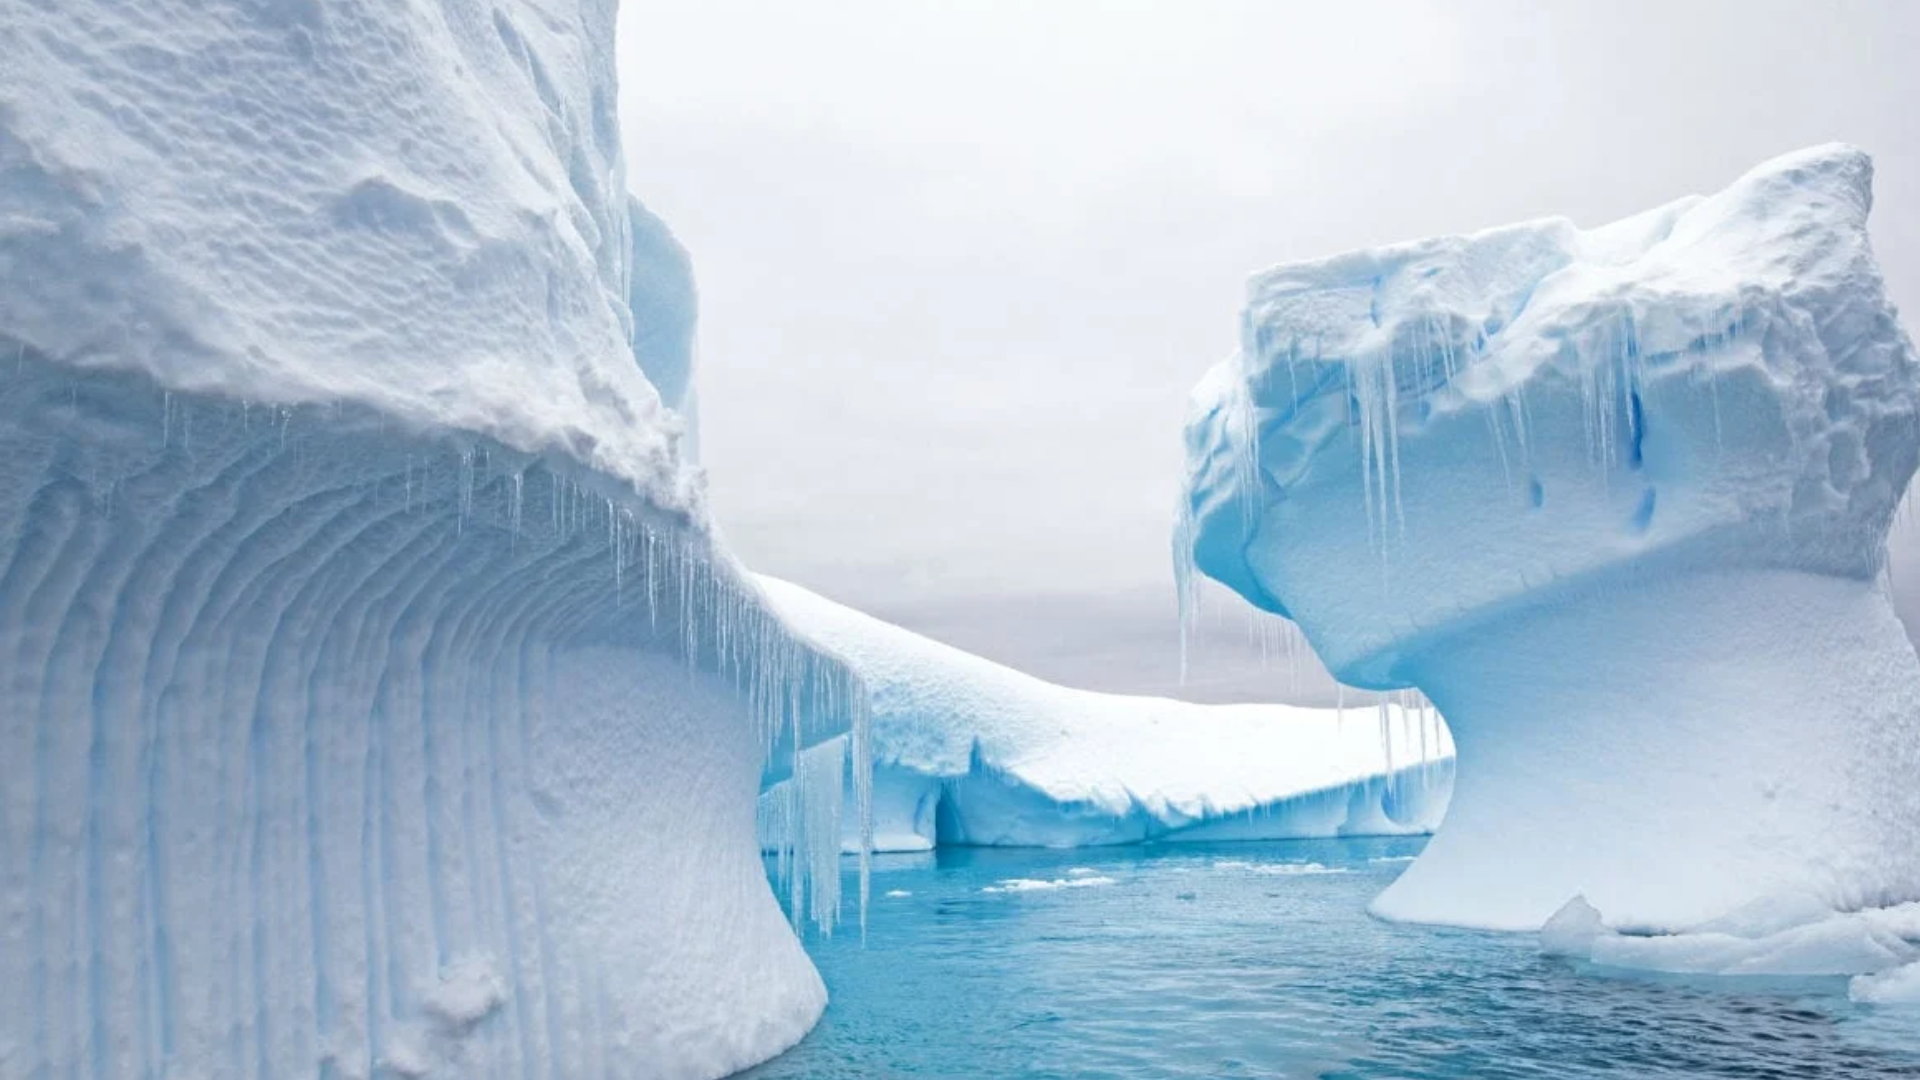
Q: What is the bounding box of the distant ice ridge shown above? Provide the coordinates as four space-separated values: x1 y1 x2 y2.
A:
0 2 866 1079
754 576 1453 852
1178 145 1920 934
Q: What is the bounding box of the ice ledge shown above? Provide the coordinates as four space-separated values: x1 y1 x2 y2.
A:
1181 144 1916 686
754 575 1454 853
1180 146 1920 932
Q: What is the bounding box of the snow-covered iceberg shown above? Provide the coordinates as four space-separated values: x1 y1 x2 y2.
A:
0 3 862 1078
1179 145 1920 933
755 576 1453 852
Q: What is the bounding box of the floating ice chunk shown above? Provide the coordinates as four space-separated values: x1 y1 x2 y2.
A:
1595 919 1915 977
1542 894 1919 977
1212 860 1346 876
1540 896 1606 959
982 876 1118 893
1851 961 1920 1005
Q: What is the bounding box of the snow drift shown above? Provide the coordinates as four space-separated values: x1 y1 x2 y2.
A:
755 576 1453 852
0 2 862 1078
1178 145 1920 934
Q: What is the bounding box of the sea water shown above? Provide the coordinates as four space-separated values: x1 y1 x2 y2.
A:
747 838 1919 1079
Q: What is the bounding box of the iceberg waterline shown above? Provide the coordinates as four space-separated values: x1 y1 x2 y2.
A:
0 0 872 1076
1178 144 1920 937
755 575 1453 853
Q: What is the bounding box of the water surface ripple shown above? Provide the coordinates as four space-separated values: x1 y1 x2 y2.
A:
744 838 1920 1079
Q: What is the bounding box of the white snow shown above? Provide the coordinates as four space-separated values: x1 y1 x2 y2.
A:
755 575 1453 851
1178 145 1920 932
421 955 510 1034
1 0 697 509
0 2 867 1078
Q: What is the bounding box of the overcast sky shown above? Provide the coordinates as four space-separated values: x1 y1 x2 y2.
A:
617 0 1920 703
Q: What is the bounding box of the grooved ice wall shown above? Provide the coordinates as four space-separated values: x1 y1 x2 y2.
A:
0 0 867 1076
0 354 862 1080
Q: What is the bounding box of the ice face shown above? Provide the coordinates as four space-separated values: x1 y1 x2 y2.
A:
754 575 1454 852
0 357 868 1079
1178 146 1920 931
628 196 703 459
0 2 866 1077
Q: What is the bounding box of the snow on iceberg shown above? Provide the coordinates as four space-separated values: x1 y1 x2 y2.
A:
754 575 1453 852
0 3 865 1078
1178 144 1920 933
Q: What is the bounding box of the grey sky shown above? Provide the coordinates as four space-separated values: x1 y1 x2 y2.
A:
617 0 1920 703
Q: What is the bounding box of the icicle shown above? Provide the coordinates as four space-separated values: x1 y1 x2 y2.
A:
644 525 658 633
456 448 476 534
790 737 846 935
1173 497 1199 686
509 473 523 551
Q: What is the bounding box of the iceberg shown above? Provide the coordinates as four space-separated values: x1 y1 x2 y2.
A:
755 576 1453 852
0 2 863 1078
1178 145 1920 933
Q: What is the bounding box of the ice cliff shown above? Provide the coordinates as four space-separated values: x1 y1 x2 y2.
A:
755 576 1452 852
0 2 862 1078
1178 145 1920 936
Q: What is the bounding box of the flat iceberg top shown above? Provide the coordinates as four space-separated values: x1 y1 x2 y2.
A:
0 0 698 512
755 574 1452 826
1183 144 1920 684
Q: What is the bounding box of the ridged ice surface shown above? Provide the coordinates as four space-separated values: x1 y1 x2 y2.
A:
0 355 867 1080
1177 146 1920 941
755 576 1453 853
0 1 870 1077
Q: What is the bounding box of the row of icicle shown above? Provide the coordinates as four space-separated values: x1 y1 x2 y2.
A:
159 390 876 936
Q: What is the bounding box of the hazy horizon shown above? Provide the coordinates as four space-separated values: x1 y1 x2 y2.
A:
618 0 1920 703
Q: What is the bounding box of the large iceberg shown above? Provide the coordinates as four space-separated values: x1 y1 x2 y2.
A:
1179 145 1920 933
755 576 1452 852
0 2 862 1078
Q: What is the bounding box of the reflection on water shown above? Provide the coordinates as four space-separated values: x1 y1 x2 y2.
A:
744 839 1920 1079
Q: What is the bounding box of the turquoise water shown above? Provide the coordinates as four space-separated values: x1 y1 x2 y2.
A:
746 838 1920 1079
